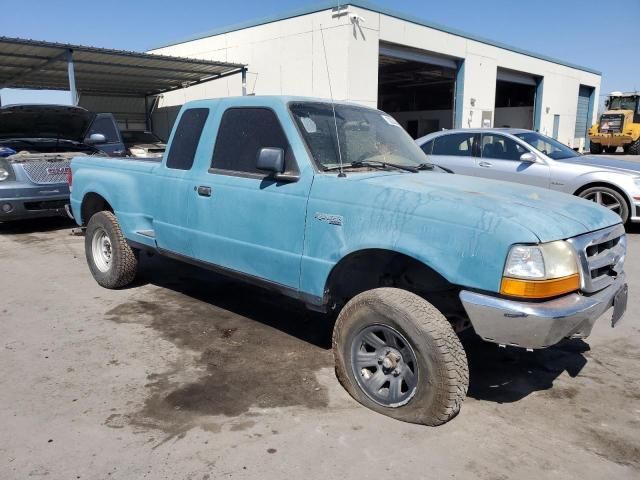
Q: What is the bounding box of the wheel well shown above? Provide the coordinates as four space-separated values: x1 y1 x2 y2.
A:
324 249 467 329
80 193 113 226
574 182 631 212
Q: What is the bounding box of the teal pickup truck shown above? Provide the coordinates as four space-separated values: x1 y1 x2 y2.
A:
69 96 628 425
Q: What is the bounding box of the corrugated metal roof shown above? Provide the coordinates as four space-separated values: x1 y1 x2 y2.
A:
151 0 601 76
0 36 246 97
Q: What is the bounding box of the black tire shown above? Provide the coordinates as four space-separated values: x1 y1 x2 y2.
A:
604 146 617 154
333 288 468 426
577 186 630 224
589 142 602 154
628 138 640 155
85 211 138 288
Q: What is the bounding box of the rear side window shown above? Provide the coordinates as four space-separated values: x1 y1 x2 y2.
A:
420 139 434 155
87 116 119 143
211 108 294 174
432 133 477 157
166 108 209 170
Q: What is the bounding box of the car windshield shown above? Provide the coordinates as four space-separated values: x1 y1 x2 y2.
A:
514 132 580 160
608 96 637 111
122 131 162 143
289 102 427 170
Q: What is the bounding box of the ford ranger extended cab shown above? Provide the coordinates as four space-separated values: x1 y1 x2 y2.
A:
69 96 628 425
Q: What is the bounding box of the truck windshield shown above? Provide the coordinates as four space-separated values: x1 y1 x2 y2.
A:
289 102 427 171
514 132 580 160
608 96 638 111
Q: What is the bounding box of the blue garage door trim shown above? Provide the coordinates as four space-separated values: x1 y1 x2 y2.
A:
574 85 595 148
534 78 544 131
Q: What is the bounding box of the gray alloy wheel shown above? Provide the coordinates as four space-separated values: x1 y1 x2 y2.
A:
350 324 419 407
333 288 468 425
85 211 138 288
578 186 629 224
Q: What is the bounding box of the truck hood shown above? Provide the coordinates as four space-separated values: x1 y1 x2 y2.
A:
352 172 621 242
0 104 93 142
557 155 640 174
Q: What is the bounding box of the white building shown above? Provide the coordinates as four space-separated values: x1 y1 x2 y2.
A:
149 1 600 149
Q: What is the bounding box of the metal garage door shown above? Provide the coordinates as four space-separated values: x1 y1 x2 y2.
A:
574 85 594 148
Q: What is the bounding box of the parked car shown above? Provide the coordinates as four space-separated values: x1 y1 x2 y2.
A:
121 130 166 158
416 128 640 224
0 104 121 222
69 97 627 426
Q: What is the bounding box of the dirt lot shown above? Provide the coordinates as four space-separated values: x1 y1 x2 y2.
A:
1 216 639 479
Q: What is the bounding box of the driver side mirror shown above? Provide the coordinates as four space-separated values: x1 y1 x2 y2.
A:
256 147 299 182
86 133 107 145
520 152 537 163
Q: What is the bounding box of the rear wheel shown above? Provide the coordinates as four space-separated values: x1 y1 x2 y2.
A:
85 211 138 288
628 138 640 155
604 146 618 154
589 142 602 154
333 288 468 425
578 186 629 224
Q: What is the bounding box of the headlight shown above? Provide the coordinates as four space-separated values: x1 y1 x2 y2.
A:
0 158 14 182
501 241 580 299
128 148 146 157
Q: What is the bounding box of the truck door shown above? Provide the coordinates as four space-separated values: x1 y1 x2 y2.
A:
189 106 310 290
476 133 550 188
152 107 210 258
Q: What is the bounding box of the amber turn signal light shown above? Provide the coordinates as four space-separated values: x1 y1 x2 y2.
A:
500 274 581 299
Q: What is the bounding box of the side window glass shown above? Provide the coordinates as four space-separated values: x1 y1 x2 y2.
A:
481 134 526 161
87 117 119 143
420 140 433 155
431 133 476 157
166 108 209 170
211 108 294 174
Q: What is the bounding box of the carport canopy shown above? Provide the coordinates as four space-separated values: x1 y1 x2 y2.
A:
0 36 247 100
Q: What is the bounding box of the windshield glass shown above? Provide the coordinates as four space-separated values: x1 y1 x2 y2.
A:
289 102 427 170
608 96 638 111
514 132 580 160
122 131 163 143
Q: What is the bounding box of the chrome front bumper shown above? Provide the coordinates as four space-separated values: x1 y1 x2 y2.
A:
459 273 626 349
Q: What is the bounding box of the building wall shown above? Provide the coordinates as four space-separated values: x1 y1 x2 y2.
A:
150 4 600 147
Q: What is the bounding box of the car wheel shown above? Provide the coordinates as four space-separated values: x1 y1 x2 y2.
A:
589 142 602 154
85 211 138 288
578 186 630 224
333 288 468 426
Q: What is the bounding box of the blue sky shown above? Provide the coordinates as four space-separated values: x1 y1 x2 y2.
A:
1 0 638 104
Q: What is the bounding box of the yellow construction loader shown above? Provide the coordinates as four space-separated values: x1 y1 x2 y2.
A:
588 92 640 154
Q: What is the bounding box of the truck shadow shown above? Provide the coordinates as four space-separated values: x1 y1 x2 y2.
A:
462 332 589 403
133 253 591 408
0 216 74 234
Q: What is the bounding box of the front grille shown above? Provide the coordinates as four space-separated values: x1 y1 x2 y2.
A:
568 224 626 293
599 114 624 133
20 160 71 184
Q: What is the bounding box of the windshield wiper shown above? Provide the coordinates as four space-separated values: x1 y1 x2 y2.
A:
417 162 453 174
323 160 418 173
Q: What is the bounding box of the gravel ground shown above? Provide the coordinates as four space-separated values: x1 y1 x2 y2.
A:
0 216 638 479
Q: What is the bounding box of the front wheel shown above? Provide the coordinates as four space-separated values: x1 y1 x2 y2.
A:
85 211 138 288
628 138 640 155
333 288 469 425
604 146 618 154
578 186 630 224
589 142 602 154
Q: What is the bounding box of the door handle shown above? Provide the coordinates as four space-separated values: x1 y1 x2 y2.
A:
479 161 492 168
197 185 212 197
